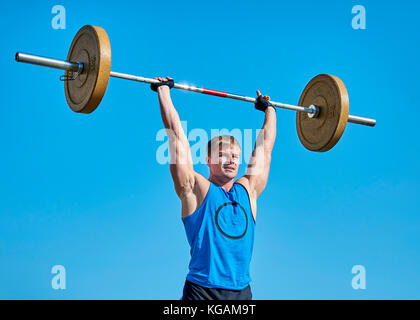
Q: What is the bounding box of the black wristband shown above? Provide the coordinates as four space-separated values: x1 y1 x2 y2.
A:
150 79 174 92
255 95 274 112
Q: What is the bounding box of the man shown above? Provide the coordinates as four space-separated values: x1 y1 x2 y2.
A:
151 76 276 300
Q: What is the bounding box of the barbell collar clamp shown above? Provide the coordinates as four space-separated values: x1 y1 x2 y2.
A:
307 105 319 118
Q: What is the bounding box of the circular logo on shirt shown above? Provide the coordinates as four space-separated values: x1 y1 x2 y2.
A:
215 202 248 240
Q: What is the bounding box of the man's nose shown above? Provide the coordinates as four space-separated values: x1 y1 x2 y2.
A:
228 155 237 164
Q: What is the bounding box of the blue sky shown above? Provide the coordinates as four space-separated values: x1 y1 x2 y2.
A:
1 0 419 299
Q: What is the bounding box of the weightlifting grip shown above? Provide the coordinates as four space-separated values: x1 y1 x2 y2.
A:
150 79 174 92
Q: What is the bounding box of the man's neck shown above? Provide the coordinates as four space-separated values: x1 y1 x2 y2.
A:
209 176 235 192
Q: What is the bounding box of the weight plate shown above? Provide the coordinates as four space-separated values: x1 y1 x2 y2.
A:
64 25 111 113
296 74 349 152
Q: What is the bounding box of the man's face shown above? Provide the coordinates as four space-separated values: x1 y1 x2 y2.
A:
207 143 241 180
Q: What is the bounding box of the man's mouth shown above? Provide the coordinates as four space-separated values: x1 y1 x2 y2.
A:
224 166 235 171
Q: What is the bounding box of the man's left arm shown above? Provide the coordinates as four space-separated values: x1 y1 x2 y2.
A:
236 91 277 211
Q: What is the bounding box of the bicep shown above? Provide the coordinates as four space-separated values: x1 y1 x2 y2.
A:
166 126 195 199
170 168 210 219
170 164 195 199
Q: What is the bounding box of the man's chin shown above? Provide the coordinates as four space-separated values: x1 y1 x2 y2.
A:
223 170 237 179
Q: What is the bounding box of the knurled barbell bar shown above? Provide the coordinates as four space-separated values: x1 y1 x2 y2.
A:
15 25 376 152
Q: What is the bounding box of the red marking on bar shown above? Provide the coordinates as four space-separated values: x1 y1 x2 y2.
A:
202 88 228 97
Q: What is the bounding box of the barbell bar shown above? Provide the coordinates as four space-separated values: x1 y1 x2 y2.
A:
14 51 375 127
14 25 376 152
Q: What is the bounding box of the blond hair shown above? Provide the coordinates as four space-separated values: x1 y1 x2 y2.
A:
207 135 241 157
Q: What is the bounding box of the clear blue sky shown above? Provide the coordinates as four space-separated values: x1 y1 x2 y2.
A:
1 0 419 299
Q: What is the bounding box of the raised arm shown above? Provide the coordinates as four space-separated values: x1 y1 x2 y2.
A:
153 77 209 217
154 77 194 197
237 91 277 205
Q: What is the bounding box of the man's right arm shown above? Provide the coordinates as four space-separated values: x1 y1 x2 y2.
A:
156 84 194 197
155 79 209 217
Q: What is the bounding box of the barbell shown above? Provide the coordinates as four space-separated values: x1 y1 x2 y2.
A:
15 25 376 152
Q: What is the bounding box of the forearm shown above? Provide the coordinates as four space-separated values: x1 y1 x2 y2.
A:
156 86 192 166
242 95 276 196
246 107 276 178
260 107 277 153
157 87 185 138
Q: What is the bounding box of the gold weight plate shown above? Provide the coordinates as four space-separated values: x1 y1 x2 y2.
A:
64 25 111 113
296 74 349 152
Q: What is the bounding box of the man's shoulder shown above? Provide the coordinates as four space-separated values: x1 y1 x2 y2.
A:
193 171 211 187
235 177 258 202
235 177 257 221
180 172 210 219
189 171 211 201
235 176 251 191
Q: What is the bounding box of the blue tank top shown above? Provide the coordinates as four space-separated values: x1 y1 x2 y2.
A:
182 181 255 290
